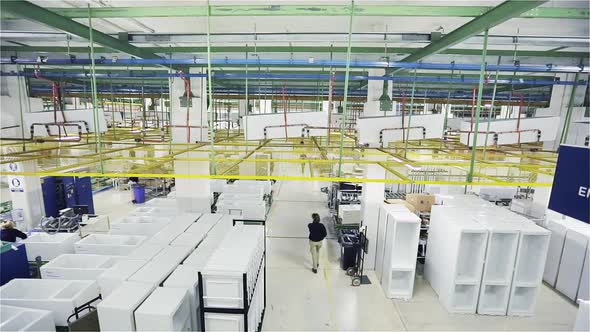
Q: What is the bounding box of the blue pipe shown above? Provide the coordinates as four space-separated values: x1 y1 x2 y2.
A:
4 71 585 86
30 85 549 101
1 57 587 73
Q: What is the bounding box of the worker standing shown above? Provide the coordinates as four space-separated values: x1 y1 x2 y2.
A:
308 213 327 274
0 220 27 243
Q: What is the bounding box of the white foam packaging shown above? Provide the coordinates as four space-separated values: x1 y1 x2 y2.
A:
128 245 193 288
22 232 80 261
109 215 172 237
97 281 155 331
74 234 146 256
163 265 201 331
134 287 192 331
0 279 100 326
97 259 149 297
0 305 56 332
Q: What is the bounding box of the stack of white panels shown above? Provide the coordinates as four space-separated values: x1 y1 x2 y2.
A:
426 206 488 314
128 246 193 288
109 215 172 237
205 215 235 242
40 254 119 280
126 243 167 261
146 213 201 245
507 221 551 316
74 234 146 256
375 204 410 283
217 183 267 220
549 218 590 302
97 282 155 331
163 265 201 331
0 279 100 326
375 203 420 300
97 259 149 297
0 305 56 332
338 204 362 225
184 213 224 235
202 225 265 332
22 232 80 261
135 287 192 331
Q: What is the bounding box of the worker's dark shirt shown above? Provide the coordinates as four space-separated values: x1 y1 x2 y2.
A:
308 222 327 242
0 228 27 242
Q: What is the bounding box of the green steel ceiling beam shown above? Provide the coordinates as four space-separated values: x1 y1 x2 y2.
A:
395 0 549 66
1 0 163 61
2 5 587 19
2 46 586 59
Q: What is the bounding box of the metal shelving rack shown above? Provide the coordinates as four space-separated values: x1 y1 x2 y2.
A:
196 222 267 332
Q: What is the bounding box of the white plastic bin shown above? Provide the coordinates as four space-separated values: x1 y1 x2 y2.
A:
0 279 100 326
0 305 56 332
40 254 119 280
75 234 146 256
109 216 172 237
128 246 194 287
22 233 80 261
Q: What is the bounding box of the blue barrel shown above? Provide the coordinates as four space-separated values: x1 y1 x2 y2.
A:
132 184 146 204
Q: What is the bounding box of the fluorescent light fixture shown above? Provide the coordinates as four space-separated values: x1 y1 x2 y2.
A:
391 157 403 163
57 136 80 141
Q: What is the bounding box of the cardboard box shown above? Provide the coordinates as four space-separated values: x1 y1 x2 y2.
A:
406 194 436 212
385 199 416 213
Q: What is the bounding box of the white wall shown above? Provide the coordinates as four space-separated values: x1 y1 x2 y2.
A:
459 116 560 146
357 113 445 147
243 111 328 140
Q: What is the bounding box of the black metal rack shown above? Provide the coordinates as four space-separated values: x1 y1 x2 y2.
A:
196 223 267 332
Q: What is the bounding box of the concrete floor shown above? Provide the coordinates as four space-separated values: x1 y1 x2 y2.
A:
260 181 578 332
93 180 579 331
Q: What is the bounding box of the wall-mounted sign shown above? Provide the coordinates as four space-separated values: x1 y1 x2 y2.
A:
6 162 25 193
548 145 590 224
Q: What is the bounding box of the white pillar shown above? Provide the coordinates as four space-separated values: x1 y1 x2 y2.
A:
363 69 386 117
541 73 587 150
173 151 211 213
5 160 44 231
170 68 209 143
360 158 386 270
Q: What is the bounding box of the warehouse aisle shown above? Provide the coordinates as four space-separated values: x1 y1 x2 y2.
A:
263 181 405 331
261 181 579 331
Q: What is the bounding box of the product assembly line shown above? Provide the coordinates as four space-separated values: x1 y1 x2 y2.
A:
0 0 589 331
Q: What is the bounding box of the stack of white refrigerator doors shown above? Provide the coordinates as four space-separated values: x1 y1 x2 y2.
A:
474 208 551 316
201 224 265 332
474 212 521 315
426 195 551 316
426 205 488 314
375 203 420 299
507 218 550 316
544 216 590 302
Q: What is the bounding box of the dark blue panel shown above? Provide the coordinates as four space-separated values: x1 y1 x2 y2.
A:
548 145 590 223
62 177 77 209
41 176 59 217
1 242 31 286
75 177 95 214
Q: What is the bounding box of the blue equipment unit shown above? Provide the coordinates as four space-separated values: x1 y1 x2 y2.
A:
41 176 95 217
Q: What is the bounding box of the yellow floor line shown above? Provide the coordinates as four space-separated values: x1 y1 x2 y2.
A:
322 245 339 330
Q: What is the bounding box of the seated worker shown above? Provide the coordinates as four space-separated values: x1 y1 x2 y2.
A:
0 220 27 242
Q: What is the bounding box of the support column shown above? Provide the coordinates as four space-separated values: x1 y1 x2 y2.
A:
360 159 386 270
5 160 44 231
363 69 390 117
170 68 209 143
541 73 586 150
173 151 211 213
